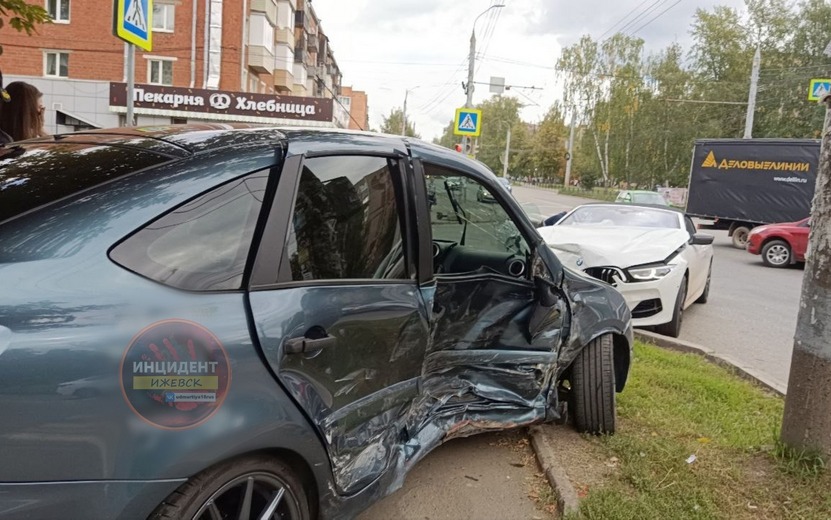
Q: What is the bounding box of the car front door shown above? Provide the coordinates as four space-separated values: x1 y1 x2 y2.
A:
684 215 710 299
247 153 428 495
410 158 568 440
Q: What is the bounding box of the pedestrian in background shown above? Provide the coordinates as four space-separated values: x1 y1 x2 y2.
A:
0 81 50 142
0 70 12 145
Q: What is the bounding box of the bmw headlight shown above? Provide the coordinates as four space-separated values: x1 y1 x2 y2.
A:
628 264 675 282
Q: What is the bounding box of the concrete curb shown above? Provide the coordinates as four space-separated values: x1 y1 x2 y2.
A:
634 330 786 396
529 425 580 517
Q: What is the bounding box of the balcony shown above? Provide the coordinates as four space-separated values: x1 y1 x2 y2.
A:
250 0 278 26
248 45 275 73
275 27 294 48
295 10 305 27
307 36 318 53
273 69 294 94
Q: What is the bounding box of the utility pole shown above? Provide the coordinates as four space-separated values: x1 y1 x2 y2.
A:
462 4 504 155
502 125 511 178
126 44 135 126
744 44 761 139
780 91 831 457
565 109 576 186
401 89 409 135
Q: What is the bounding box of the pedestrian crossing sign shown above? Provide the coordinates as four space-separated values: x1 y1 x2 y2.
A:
114 0 153 51
808 78 831 102
454 108 482 137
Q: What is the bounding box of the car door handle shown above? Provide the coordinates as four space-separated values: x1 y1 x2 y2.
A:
284 335 337 355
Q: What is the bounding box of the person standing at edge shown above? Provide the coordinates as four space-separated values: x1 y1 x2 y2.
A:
0 81 50 142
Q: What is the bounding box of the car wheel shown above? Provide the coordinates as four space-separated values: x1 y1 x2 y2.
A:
695 263 712 304
655 278 687 338
761 240 792 268
149 455 310 520
731 226 750 249
571 334 616 434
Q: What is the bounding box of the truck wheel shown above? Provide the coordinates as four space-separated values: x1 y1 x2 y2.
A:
762 240 791 268
571 334 616 434
655 278 687 338
731 226 751 249
695 263 711 304
149 455 310 520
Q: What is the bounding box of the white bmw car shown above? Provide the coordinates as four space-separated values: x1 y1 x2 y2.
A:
538 203 714 337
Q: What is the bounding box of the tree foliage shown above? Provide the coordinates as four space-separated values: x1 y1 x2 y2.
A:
0 0 51 55
379 107 420 138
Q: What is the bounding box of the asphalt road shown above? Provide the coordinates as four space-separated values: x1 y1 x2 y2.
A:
513 185 803 392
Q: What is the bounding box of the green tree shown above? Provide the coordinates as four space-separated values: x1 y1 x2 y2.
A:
472 96 523 174
531 106 567 182
379 107 420 138
0 1 50 55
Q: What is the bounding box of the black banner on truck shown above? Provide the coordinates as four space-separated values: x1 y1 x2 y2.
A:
686 139 819 224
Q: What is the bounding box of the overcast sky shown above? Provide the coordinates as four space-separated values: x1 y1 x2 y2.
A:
312 0 744 141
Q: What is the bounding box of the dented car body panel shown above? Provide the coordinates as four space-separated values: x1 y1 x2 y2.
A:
0 126 632 519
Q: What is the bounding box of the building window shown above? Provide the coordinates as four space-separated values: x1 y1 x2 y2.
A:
148 59 174 85
44 51 69 77
47 0 69 22
152 3 174 32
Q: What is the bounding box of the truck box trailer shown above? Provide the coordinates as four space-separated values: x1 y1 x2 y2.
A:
686 138 819 248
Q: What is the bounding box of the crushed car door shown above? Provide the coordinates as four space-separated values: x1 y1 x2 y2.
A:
410 158 568 439
247 152 429 495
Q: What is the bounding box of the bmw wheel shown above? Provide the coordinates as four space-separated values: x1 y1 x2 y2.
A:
149 455 310 520
655 278 686 338
761 240 791 268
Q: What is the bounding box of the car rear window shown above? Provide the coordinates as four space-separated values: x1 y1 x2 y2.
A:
0 143 175 224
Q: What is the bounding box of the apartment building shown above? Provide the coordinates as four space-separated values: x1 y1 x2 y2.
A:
0 0 364 133
340 86 369 131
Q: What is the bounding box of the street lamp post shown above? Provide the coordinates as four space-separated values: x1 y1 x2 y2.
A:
401 86 420 136
462 4 505 153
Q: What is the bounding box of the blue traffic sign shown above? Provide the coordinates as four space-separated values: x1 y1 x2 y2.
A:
454 108 482 137
808 78 831 102
114 0 153 51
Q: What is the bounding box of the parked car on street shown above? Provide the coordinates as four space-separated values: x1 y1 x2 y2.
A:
477 177 511 202
615 190 669 206
746 217 810 268
538 203 714 338
0 125 633 520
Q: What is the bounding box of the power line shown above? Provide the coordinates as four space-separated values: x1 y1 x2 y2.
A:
627 0 683 36
612 0 671 40
598 0 654 40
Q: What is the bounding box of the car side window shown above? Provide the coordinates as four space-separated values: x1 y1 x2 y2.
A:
110 170 269 291
281 155 407 282
425 164 529 263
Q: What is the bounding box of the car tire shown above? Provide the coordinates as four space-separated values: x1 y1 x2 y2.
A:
695 263 712 304
761 239 792 268
731 226 751 249
148 455 310 520
655 278 687 338
571 334 616 435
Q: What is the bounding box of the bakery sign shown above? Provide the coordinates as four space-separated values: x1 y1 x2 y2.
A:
109 82 334 122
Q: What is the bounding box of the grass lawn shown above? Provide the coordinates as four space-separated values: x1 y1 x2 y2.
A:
566 342 830 520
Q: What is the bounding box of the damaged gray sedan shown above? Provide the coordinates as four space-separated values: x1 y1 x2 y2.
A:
0 125 632 520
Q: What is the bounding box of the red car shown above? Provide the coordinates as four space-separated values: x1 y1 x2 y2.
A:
746 218 810 267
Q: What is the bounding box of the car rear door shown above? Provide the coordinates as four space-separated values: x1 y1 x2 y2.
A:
246 150 429 495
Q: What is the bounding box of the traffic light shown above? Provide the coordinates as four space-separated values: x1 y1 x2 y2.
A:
454 143 463 153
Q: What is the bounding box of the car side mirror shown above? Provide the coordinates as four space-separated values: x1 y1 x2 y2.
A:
690 233 714 245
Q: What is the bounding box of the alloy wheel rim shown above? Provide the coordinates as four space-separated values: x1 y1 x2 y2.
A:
766 245 789 265
193 471 300 520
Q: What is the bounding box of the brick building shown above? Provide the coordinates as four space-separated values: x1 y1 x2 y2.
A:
339 86 369 131
0 0 367 132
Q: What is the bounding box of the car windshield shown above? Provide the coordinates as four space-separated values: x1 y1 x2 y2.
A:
631 192 667 205
558 205 680 229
